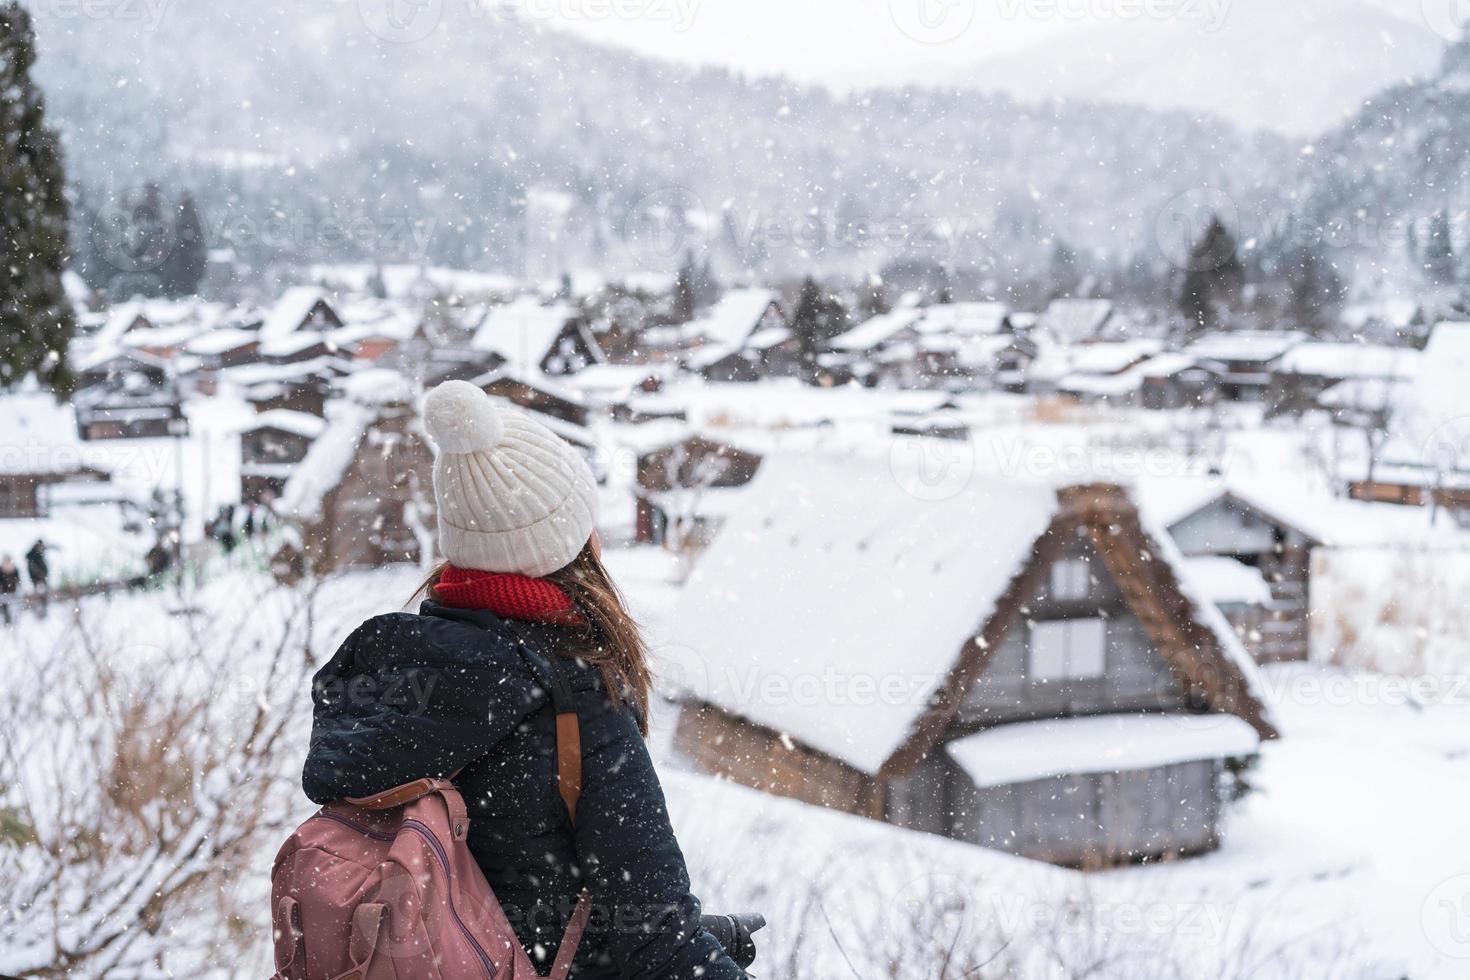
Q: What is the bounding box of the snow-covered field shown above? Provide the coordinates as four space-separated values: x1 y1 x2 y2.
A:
2 555 1461 977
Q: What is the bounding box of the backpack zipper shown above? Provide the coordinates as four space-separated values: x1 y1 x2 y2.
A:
311 811 498 979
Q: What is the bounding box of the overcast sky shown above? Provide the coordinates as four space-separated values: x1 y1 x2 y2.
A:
521 0 1440 86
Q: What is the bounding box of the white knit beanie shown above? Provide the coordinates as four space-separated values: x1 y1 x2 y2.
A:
421 380 599 577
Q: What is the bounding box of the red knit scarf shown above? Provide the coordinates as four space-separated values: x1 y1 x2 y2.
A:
435 565 584 626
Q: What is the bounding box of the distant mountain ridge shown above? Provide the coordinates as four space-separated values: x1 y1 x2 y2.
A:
954 0 1444 136
29 0 1302 282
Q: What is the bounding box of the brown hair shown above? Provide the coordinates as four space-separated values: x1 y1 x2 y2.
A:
414 543 652 737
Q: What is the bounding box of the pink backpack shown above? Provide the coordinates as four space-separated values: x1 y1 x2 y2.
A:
270 699 591 979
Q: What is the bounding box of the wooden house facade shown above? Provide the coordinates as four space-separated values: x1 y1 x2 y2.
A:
239 410 327 504
1152 488 1318 664
72 351 188 440
669 458 1275 869
276 397 434 574
631 434 764 547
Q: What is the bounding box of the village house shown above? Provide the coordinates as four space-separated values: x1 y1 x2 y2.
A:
0 393 113 519
239 410 328 503
667 454 1276 868
1138 355 1220 410
184 327 262 371
1038 298 1114 345
471 297 604 378
1266 342 1419 418
258 286 345 341
473 367 592 428
1138 480 1321 664
72 350 189 440
225 357 356 417
1185 332 1304 403
1340 321 1470 522
625 427 764 548
1050 340 1166 403
682 288 793 382
274 371 433 575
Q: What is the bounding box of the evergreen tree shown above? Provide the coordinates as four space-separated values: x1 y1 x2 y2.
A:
0 2 76 390
1282 245 1346 337
789 276 848 364
1177 215 1245 336
162 192 207 297
1049 239 1081 297
1421 210 1457 285
672 251 698 322
367 264 389 299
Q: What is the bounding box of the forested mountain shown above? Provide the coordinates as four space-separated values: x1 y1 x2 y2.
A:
956 0 1443 137
30 0 1300 281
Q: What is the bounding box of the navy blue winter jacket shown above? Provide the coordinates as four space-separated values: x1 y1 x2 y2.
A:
302 602 744 980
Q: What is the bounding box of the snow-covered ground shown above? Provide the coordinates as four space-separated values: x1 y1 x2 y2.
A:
2 553 1467 977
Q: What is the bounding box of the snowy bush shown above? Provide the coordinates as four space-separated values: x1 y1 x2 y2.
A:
0 578 327 977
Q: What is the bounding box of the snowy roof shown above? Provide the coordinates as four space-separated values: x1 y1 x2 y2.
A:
1135 473 1442 549
470 297 577 374
1135 352 1202 379
666 452 1063 773
222 355 354 388
917 301 1010 336
185 328 259 357
1183 556 1274 606
92 303 153 350
747 326 793 350
1414 321 1470 429
337 368 415 407
239 409 328 439
1275 342 1419 380
260 331 336 358
1066 339 1164 376
1340 299 1420 330
946 714 1261 789
0 392 94 476
1186 331 1304 364
1039 298 1113 344
828 308 923 352
276 401 375 523
260 286 337 340
1318 377 1413 410
684 288 780 351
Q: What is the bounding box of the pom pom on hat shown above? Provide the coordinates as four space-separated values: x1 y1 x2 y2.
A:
423 380 505 455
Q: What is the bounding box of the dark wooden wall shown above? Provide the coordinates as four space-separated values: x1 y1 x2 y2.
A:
674 700 883 818
1169 497 1311 663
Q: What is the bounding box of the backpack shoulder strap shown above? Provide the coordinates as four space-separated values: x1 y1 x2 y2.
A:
544 647 583 828
420 603 583 827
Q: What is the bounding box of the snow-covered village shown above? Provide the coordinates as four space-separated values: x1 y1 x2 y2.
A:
5 0 1470 978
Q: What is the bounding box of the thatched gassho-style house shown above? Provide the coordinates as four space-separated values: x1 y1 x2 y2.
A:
667 454 1276 868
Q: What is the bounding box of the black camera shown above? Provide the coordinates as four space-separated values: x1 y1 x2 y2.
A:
700 912 766 970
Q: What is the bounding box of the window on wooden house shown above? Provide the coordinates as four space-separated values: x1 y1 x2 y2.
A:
1029 618 1107 681
1049 557 1092 602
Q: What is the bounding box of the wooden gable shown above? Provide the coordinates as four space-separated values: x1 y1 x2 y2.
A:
1167 492 1319 557
881 484 1277 779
